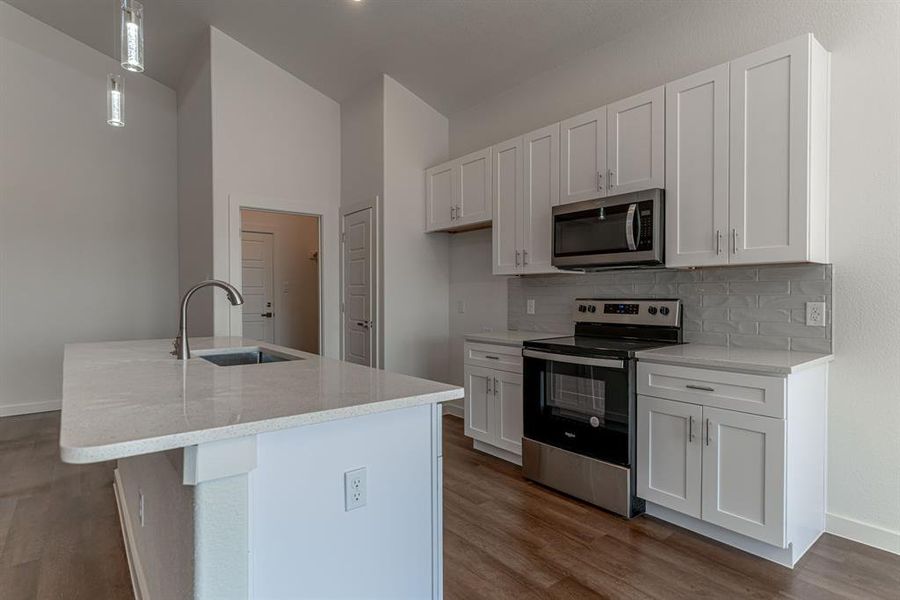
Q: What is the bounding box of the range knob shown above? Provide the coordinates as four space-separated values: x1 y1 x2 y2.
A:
578 305 587 313
647 306 658 315
587 305 597 313
659 306 671 316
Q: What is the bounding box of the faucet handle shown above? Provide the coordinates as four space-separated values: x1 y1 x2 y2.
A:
171 336 180 356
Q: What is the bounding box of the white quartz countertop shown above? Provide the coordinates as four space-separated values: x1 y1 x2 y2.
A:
463 330 564 347
635 343 833 376
60 337 463 464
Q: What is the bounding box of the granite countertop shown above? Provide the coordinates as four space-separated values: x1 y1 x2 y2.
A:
60 337 462 464
463 330 564 347
635 343 833 376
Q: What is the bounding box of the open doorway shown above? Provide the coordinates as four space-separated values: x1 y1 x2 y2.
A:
240 208 320 354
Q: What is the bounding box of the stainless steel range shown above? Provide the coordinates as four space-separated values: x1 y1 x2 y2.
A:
522 298 682 517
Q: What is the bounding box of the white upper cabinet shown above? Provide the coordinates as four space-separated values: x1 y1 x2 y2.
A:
666 34 829 267
729 34 828 265
607 86 665 194
425 162 454 232
666 64 730 267
492 137 523 275
522 123 560 274
492 125 561 275
457 147 493 225
560 106 607 205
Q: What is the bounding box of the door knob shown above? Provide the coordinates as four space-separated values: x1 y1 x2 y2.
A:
261 312 273 318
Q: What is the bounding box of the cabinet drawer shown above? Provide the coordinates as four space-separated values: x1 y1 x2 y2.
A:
637 362 785 418
464 342 523 373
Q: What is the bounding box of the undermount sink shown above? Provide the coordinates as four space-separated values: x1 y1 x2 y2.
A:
197 348 302 367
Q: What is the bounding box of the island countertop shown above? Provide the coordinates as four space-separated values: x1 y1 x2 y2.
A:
60 337 463 464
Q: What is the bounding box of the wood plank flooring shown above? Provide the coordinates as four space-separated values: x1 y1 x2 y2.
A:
1 411 897 599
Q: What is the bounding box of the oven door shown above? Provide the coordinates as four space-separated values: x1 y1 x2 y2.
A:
552 190 662 268
523 349 633 466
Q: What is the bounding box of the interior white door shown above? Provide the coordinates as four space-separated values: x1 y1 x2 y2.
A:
492 137 523 275
636 395 702 518
425 162 454 231
493 370 523 455
729 36 810 264
241 231 275 343
457 147 492 224
701 406 786 547
665 64 730 268
342 207 374 366
560 106 607 205
522 123 559 274
607 86 665 195
464 365 494 444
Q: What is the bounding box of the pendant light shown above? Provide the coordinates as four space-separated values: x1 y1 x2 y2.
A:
107 73 125 127
120 0 144 72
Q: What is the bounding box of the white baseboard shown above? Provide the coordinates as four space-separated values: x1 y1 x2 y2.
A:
473 440 522 466
826 512 900 555
442 403 463 419
0 399 61 417
114 468 150 600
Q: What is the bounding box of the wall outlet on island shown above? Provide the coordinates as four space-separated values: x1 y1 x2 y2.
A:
526 299 535 315
805 301 826 327
344 467 367 511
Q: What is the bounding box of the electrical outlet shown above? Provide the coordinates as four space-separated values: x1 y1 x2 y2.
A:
138 489 145 527
344 467 367 511
805 301 826 327
526 299 535 315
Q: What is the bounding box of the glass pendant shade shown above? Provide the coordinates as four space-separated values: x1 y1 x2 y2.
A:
120 0 144 72
107 74 125 127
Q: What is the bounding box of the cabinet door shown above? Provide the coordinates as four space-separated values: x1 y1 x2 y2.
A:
637 395 703 518
492 137 523 275
463 365 494 444
701 406 786 547
457 147 492 225
729 36 810 264
665 65 730 267
425 161 454 232
560 106 607 205
493 371 523 455
607 86 665 194
522 123 559 274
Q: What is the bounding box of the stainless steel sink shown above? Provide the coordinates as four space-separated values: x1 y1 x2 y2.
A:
197 348 302 367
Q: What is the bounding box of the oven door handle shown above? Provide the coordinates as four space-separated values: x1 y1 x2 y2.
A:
523 349 624 370
625 203 638 251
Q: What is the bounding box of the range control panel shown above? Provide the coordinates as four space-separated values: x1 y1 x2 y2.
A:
574 299 681 327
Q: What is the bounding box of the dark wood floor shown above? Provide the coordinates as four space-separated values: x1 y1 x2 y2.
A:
1 412 897 599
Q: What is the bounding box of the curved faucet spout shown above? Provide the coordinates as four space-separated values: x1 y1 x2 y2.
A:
173 279 244 360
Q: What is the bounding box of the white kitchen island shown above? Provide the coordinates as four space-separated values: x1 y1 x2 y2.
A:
60 337 462 600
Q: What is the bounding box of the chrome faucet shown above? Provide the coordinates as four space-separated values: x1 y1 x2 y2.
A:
173 279 244 360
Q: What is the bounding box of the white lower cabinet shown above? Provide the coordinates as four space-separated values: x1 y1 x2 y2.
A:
637 361 826 568
463 342 524 463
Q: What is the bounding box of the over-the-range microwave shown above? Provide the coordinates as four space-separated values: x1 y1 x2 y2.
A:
551 189 664 270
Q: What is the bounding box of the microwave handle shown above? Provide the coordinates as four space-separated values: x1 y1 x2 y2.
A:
625 203 638 251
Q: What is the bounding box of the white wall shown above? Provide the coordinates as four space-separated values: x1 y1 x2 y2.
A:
447 0 900 552
209 28 341 358
177 31 214 335
0 2 179 416
241 209 320 353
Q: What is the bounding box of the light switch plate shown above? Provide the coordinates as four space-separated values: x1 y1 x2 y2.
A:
526 299 535 315
457 300 466 314
805 301 826 327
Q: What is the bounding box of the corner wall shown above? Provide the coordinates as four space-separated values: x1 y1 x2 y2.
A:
0 1 179 416
447 0 900 552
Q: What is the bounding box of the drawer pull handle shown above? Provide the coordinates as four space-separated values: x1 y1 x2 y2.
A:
484 355 500 360
686 384 715 392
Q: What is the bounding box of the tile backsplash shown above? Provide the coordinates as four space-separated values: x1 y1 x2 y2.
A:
508 264 832 353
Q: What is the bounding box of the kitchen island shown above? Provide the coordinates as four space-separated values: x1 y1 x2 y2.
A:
60 337 462 600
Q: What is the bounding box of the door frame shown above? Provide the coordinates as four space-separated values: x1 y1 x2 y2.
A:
228 195 324 355
340 196 381 368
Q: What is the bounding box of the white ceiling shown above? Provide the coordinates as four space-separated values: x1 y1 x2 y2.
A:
7 0 679 114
